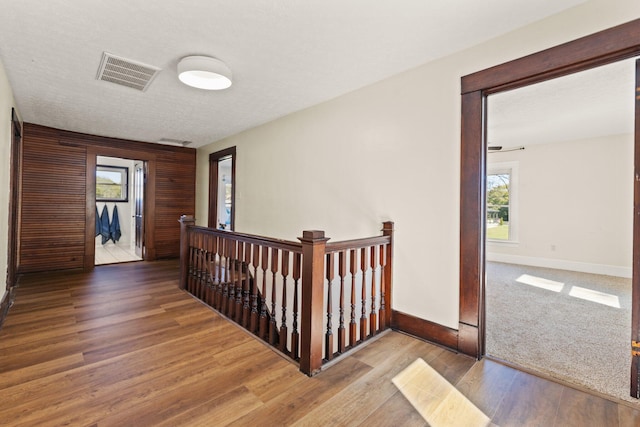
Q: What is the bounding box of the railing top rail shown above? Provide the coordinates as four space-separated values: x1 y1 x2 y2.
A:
325 235 390 253
189 225 303 253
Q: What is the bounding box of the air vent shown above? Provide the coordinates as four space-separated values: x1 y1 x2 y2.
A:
97 52 161 91
157 138 192 147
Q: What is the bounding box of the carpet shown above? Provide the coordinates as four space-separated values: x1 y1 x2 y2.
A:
485 261 634 403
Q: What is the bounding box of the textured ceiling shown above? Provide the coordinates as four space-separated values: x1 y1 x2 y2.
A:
0 0 587 148
488 57 637 149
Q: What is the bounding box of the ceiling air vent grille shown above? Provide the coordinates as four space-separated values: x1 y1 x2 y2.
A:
97 52 161 91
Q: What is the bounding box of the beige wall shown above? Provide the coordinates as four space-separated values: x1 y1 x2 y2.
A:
0 58 19 303
196 0 640 329
487 134 633 277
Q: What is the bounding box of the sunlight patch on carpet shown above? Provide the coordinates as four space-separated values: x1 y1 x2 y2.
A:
392 358 491 427
516 274 564 292
568 285 621 308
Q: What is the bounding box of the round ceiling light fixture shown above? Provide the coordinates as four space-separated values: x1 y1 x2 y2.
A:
177 55 232 90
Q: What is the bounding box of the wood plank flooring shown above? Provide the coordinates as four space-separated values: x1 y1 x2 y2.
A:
1 259 639 426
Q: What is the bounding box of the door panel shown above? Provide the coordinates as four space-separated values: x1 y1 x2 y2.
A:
134 162 145 258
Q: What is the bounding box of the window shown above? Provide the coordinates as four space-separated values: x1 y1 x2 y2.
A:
486 161 518 242
96 165 129 202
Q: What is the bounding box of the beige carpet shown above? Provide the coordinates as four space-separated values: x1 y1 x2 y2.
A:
486 261 634 403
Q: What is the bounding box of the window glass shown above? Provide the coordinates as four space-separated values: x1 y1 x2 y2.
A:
97 165 128 202
487 171 510 240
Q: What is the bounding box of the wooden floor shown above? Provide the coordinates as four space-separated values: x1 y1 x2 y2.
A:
1 260 640 426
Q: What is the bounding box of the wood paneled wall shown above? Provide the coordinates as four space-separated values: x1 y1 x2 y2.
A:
19 124 196 273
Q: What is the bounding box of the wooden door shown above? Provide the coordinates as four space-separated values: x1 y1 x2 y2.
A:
134 162 145 258
632 58 640 398
6 109 21 290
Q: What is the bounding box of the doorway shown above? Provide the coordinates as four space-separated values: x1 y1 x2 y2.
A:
208 147 236 230
458 19 640 398
484 59 635 400
94 156 144 265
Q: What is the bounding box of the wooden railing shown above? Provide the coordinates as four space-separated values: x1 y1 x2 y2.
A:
179 216 394 376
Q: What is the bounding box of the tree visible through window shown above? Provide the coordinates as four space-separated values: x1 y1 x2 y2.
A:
487 171 510 240
96 165 129 202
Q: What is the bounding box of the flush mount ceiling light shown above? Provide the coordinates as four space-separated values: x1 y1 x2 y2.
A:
177 55 232 90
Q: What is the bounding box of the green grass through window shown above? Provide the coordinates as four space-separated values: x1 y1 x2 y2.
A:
487 224 509 240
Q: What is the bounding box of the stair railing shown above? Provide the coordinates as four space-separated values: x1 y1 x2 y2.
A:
179 216 394 376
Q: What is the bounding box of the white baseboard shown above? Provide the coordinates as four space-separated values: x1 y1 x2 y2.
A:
486 253 632 278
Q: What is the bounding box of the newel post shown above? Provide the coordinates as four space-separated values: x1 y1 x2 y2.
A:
382 221 394 329
298 230 330 376
179 215 196 290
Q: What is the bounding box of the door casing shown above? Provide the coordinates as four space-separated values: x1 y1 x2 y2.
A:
459 18 640 396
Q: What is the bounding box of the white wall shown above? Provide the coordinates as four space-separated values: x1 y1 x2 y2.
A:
196 0 640 329
487 134 633 277
0 58 19 304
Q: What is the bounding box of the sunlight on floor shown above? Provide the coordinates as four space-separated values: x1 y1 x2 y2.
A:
515 273 622 308
516 274 564 292
569 285 621 308
392 358 491 427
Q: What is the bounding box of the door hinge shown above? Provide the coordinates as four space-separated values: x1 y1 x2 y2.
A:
632 341 640 357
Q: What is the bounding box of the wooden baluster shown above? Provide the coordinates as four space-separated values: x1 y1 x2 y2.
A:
235 241 244 323
338 250 346 353
207 235 216 307
243 242 252 328
211 236 219 309
227 239 236 318
212 235 221 309
360 247 368 342
200 235 208 300
192 236 199 295
203 238 210 305
279 250 289 353
269 248 279 345
349 249 357 347
250 244 260 334
260 245 269 340
221 238 229 314
195 233 203 299
196 238 204 300
325 252 334 361
378 244 386 330
369 245 378 336
291 252 301 360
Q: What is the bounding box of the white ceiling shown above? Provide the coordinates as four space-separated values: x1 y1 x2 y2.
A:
488 57 637 149
0 0 588 148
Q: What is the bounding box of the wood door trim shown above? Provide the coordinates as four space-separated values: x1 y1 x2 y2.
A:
459 18 640 359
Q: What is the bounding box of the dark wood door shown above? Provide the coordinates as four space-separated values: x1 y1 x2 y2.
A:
134 162 145 258
632 58 640 398
6 109 21 290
